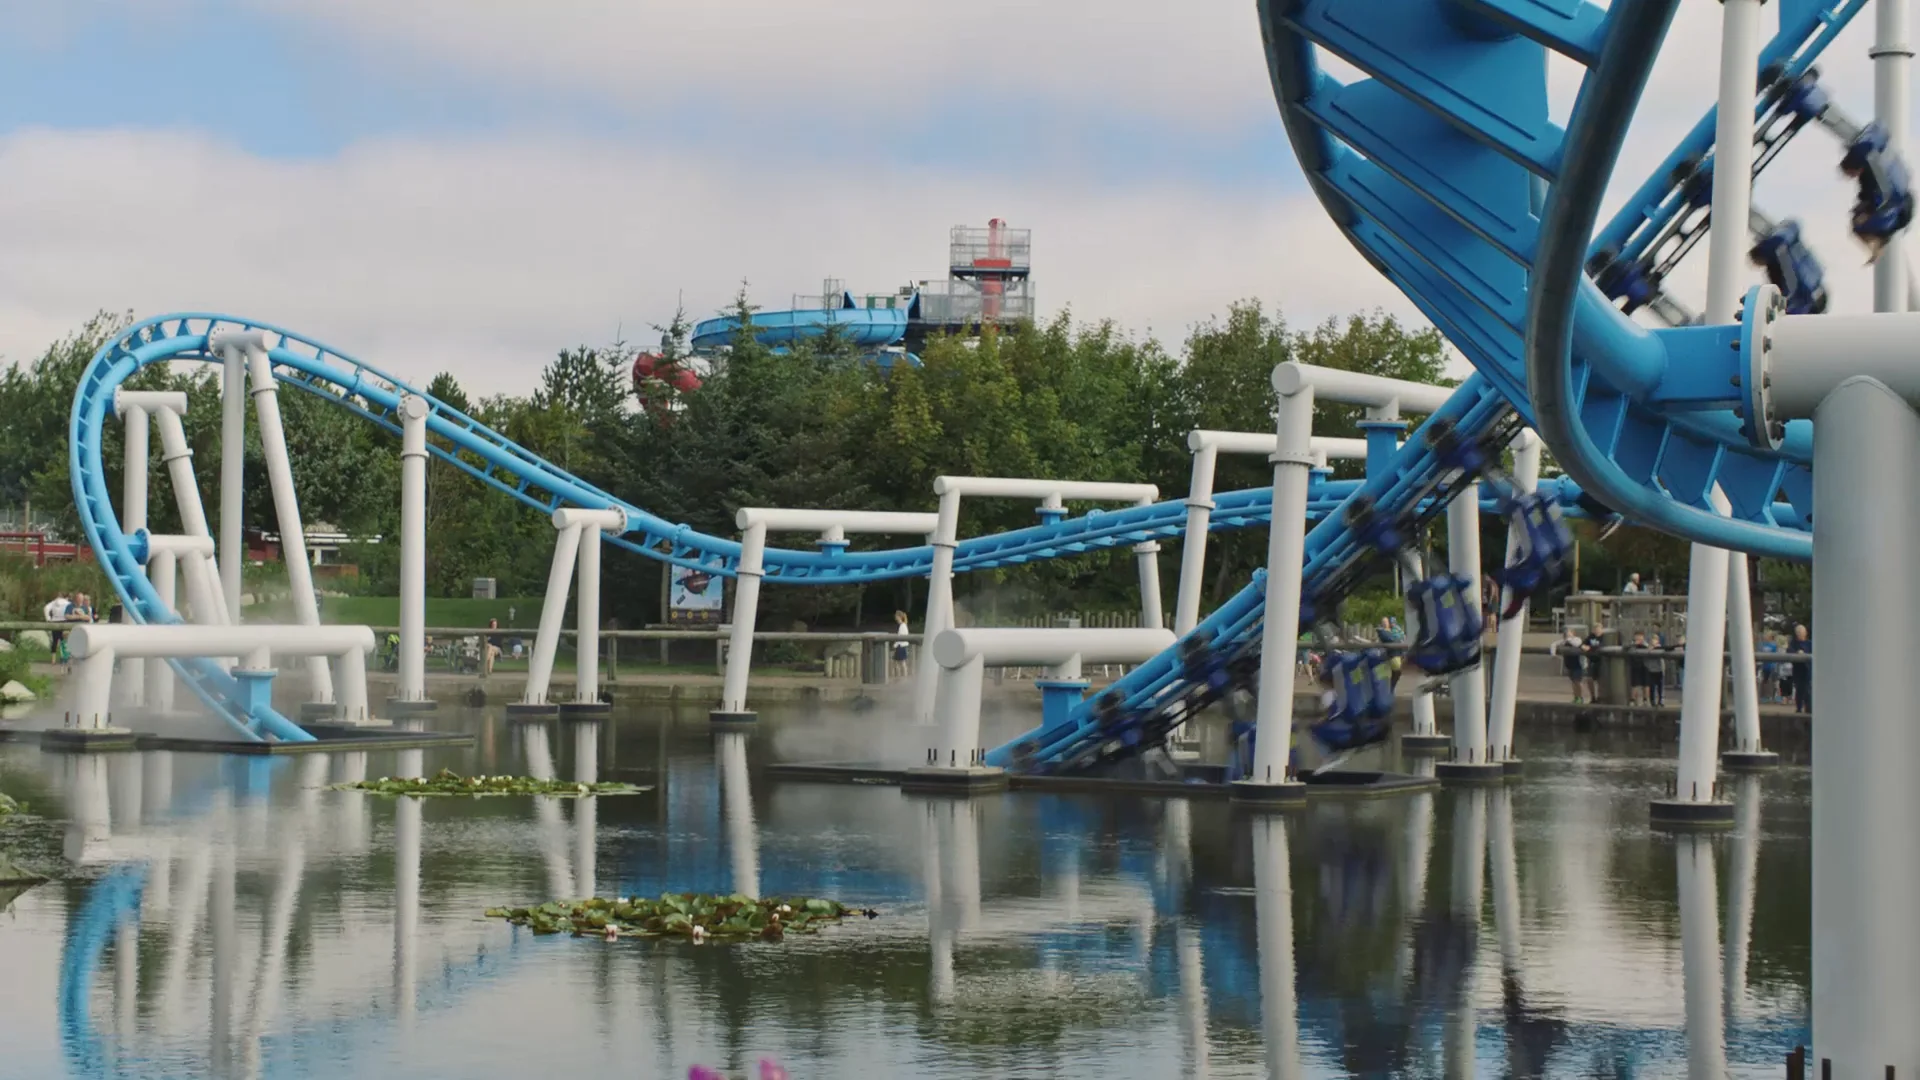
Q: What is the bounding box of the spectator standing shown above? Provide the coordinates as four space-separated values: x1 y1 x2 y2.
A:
1554 628 1586 702
1787 623 1812 714
1758 632 1781 703
1647 632 1668 707
1622 573 1643 594
891 611 912 679
1628 631 1651 706
483 618 504 676
1582 625 1606 704
43 591 71 661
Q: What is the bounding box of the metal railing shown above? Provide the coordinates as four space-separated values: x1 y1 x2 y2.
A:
948 226 1032 273
915 278 1036 325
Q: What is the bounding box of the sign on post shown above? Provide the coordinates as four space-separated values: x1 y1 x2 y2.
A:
669 565 724 625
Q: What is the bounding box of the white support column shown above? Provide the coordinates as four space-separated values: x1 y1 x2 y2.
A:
1175 444 1219 636
220 347 245 623
148 551 177 710
519 522 583 710
1709 0 1762 325
395 396 430 708
914 488 963 725
1135 526 1165 630
1875 0 1911 313
1811 375 1920 1075
572 521 604 706
1487 433 1541 763
121 401 150 706
151 408 229 623
716 522 767 720
1246 384 1315 793
1403 549 1443 743
73 647 115 729
1725 545 1766 755
337 644 371 723
243 347 333 702
1446 483 1489 765
1670 485 1736 810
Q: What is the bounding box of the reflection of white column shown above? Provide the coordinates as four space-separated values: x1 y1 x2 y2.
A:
1396 785 1436 985
574 721 600 896
1678 835 1728 1080
1445 790 1487 1080
1489 786 1523 974
1251 815 1302 1080
1177 925 1210 1079
336 753 370 852
242 829 306 1076
142 749 173 820
525 725 576 899
158 837 211 1034
211 820 237 1075
941 800 982 931
64 756 113 864
1724 776 1763 1020
110 752 143 831
922 803 956 1005
394 791 421 1031
718 731 758 899
114 918 138 1046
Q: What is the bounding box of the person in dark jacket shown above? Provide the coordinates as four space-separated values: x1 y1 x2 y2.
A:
1787 623 1812 714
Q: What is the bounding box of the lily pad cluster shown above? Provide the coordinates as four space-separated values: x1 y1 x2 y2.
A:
485 892 876 942
332 769 649 798
0 793 19 817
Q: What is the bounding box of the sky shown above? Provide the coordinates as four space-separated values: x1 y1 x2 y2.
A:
0 1 1905 395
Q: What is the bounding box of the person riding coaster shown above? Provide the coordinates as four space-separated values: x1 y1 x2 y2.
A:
1749 220 1830 315
1424 418 1576 619
1841 122 1914 262
1308 649 1395 773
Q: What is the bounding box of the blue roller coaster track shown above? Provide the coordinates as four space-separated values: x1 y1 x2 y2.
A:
72 0 1849 762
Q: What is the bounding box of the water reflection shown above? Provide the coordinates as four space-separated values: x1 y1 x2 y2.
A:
6 715 1813 1079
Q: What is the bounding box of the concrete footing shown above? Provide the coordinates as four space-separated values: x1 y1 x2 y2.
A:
298 702 339 721
383 697 439 715
504 702 560 719
1499 759 1526 777
1720 750 1781 771
1229 779 1308 808
1435 760 1508 785
559 701 612 718
1401 733 1453 753
901 766 1008 796
1649 798 1738 830
709 710 758 726
41 727 139 753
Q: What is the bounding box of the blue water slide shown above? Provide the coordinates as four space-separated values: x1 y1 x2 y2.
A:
691 291 915 363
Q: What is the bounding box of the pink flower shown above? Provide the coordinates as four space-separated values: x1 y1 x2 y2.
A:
759 1061 790 1080
688 1068 727 1080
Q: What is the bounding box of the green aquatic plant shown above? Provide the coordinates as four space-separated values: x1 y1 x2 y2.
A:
0 792 22 817
484 893 877 943
332 768 649 798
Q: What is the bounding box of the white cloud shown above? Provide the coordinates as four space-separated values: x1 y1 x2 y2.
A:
0 127 1414 396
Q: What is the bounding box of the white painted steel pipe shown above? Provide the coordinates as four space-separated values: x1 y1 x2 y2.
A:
719 523 767 714
932 476 1158 503
1707 0 1763 324
73 647 116 726
1446 482 1488 764
148 550 177 710
121 401 151 707
216 341 248 623
930 627 1175 763
71 623 375 660
1135 535 1165 630
396 396 428 705
1251 383 1317 785
523 522 584 706
152 410 219 568
1675 486 1735 804
1811 375 1920 1074
1174 431 1370 634
1678 836 1729 1079
1875 0 1911 312
573 519 605 704
1271 361 1454 414
1252 815 1303 1080
244 347 333 701
735 507 938 534
1486 432 1540 762
722 507 936 715
913 489 964 725
1402 550 1442 739
1767 311 1920 415
1726 545 1764 754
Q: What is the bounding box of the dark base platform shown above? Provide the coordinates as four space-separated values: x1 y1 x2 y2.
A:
384 697 440 715
1435 760 1509 785
1298 769 1441 797
41 727 140 753
134 727 475 756
298 702 339 721
1401 733 1453 753
901 766 1009 796
0 724 34 744
709 710 758 725
1720 750 1781 771
504 702 560 718
1649 798 1737 830
1501 759 1526 776
761 762 1438 802
1230 779 1309 808
558 701 611 718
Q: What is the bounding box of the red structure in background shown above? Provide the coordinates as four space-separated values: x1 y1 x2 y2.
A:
0 532 90 566
632 352 702 417
976 218 1012 321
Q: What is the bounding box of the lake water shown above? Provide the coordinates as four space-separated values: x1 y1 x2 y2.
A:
0 706 1810 1078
